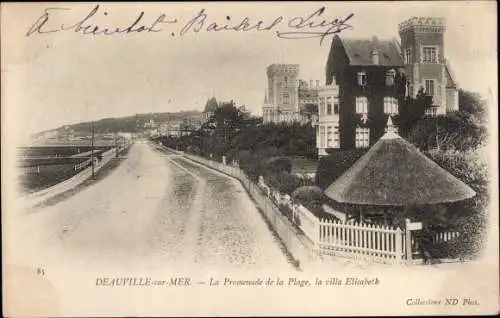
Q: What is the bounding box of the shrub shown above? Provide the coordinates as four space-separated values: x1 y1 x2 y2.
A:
408 112 487 152
425 147 489 256
291 186 323 205
315 149 368 189
280 203 294 222
425 147 488 193
266 172 304 195
264 156 292 175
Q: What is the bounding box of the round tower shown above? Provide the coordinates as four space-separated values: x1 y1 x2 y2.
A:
266 64 300 118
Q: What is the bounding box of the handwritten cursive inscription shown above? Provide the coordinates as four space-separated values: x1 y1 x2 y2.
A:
277 8 354 44
26 5 354 45
26 5 177 36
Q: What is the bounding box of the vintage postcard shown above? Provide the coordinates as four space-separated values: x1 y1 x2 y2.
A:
2 1 498 316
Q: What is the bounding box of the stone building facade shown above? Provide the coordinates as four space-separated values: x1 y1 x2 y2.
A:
398 17 459 115
319 16 459 154
262 64 300 124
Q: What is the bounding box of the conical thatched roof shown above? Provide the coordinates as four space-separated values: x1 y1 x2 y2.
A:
324 132 476 206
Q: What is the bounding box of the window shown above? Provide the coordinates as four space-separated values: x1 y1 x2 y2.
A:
355 127 370 148
425 107 437 116
327 126 332 146
357 71 367 86
385 126 399 134
334 103 339 114
327 103 332 115
319 126 326 148
319 98 325 116
355 97 368 114
332 125 340 148
326 125 340 148
404 48 411 64
383 97 398 114
282 93 290 104
371 50 379 65
284 76 288 83
386 69 396 86
408 84 414 97
422 46 438 63
424 79 435 96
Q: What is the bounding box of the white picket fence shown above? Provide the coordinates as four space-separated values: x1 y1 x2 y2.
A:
317 219 404 264
289 202 405 264
432 231 460 244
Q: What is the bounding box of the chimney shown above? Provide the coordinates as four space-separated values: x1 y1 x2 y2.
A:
309 80 313 88
316 80 320 88
372 36 380 65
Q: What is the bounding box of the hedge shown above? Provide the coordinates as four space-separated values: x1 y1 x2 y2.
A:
264 156 292 175
315 148 368 189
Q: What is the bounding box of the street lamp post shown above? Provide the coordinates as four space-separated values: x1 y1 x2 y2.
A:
115 132 118 158
91 122 95 179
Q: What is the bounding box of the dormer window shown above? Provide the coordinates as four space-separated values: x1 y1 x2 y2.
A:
357 71 367 86
386 69 396 86
371 50 380 65
331 75 337 85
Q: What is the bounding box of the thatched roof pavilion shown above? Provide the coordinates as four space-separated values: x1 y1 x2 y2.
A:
324 132 476 207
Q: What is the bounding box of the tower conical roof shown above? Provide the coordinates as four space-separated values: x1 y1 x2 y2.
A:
204 97 218 112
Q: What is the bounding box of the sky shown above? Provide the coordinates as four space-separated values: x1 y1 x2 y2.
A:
2 2 497 142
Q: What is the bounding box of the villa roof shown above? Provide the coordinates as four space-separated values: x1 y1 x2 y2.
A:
444 59 458 88
324 132 476 206
339 36 404 66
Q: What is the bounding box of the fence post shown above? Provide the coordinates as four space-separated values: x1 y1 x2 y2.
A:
404 218 412 264
315 218 321 254
395 227 403 264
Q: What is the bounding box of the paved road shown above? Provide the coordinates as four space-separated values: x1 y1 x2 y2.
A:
7 142 291 272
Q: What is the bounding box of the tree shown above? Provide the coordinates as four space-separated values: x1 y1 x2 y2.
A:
301 103 318 116
458 89 488 123
408 97 488 152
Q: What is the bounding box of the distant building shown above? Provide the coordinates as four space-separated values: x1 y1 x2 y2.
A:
143 119 158 129
202 97 218 124
298 79 320 108
238 105 251 119
298 79 321 125
262 64 300 124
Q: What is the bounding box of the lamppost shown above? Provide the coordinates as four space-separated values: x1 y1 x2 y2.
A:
114 132 118 158
91 121 95 179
